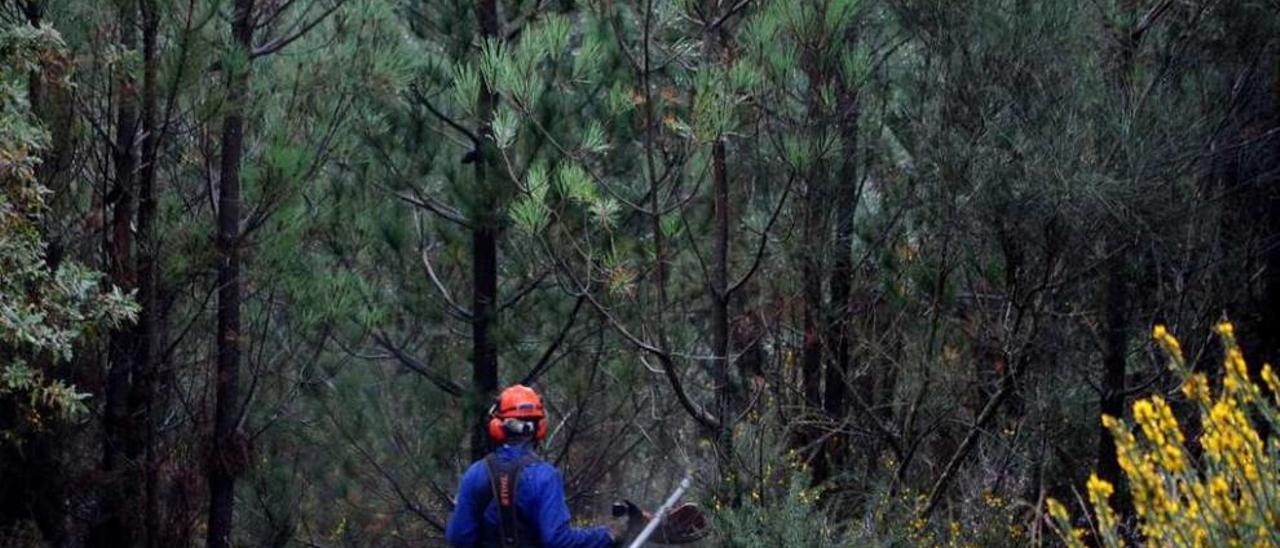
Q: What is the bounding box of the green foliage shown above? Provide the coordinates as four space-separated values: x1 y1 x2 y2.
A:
555 162 595 204
0 23 137 443
491 104 520 149
451 62 482 116
714 472 844 546
4 0 1277 545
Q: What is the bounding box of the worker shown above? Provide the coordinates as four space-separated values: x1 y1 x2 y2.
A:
445 384 625 547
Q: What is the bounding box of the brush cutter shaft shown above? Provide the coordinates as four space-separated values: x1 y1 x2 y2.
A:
626 475 692 548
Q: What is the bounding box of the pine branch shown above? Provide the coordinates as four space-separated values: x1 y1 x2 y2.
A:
252 0 347 58
419 247 473 321
409 87 482 149
520 295 586 385
727 172 795 297
371 331 465 397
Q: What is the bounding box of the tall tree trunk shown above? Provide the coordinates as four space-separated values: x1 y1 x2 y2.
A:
469 0 501 463
823 86 860 480
134 0 161 544
800 238 824 413
701 0 736 484
25 0 71 192
799 57 827 413
22 1 43 108
793 47 829 473
1093 1 1139 521
93 2 140 544
15 4 73 544
470 225 499 462
1249 27 1280 406
207 1 254 546
1095 251 1129 513
710 137 732 454
1265 87 1280 358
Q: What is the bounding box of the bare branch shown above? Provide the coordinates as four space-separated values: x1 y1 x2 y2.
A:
325 410 448 532
410 87 482 149
252 0 347 58
920 373 1015 518
710 0 752 31
727 172 795 297
371 331 465 397
521 295 585 384
420 247 473 321
1130 0 1174 43
496 269 550 313
393 188 471 228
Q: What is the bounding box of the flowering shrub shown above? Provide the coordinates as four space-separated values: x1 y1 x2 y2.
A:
714 471 843 547
1047 322 1280 547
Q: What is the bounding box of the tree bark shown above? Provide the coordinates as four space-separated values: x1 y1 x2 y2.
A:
92 2 139 544
1251 29 1280 407
469 0 501 463
1096 249 1130 516
794 45 829 472
133 0 161 544
1094 1 1139 521
701 0 737 484
470 226 499 462
207 1 255 546
800 70 827 414
823 84 860 480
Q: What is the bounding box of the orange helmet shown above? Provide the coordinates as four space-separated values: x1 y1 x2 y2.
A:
488 384 547 443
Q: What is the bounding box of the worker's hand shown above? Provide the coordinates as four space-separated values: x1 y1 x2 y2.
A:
608 509 652 546
607 517 630 547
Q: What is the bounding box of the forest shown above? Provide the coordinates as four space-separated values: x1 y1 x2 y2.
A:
2 0 1279 546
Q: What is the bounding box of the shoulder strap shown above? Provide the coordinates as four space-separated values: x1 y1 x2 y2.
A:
483 452 541 547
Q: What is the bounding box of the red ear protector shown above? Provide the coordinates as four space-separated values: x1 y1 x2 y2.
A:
487 384 547 443
487 416 546 443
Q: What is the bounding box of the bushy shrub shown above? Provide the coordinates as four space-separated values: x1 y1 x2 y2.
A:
714 470 843 547
1 24 137 444
1048 322 1280 547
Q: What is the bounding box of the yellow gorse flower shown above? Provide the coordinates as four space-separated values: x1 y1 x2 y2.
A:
1047 324 1280 548
1153 323 1184 364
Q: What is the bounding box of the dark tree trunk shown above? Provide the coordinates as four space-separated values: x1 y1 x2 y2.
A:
794 51 829 477
1265 167 1280 389
799 65 827 415
92 2 139 544
25 0 71 189
826 92 860 421
710 137 731 442
207 1 255 546
469 0 501 463
1251 41 1280 405
1094 2 1139 521
701 0 736 482
1096 250 1131 516
801 252 823 402
21 2 43 105
133 0 161 544
470 226 499 462
822 90 860 480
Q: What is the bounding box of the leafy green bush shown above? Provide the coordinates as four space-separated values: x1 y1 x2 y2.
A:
1 23 137 444
714 472 844 547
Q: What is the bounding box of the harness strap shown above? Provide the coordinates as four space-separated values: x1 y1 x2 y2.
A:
482 452 541 547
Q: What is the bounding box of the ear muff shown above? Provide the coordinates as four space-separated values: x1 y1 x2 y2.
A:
489 417 545 442
534 417 547 441
488 417 507 443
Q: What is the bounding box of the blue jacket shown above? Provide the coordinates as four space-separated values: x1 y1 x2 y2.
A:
445 444 614 547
